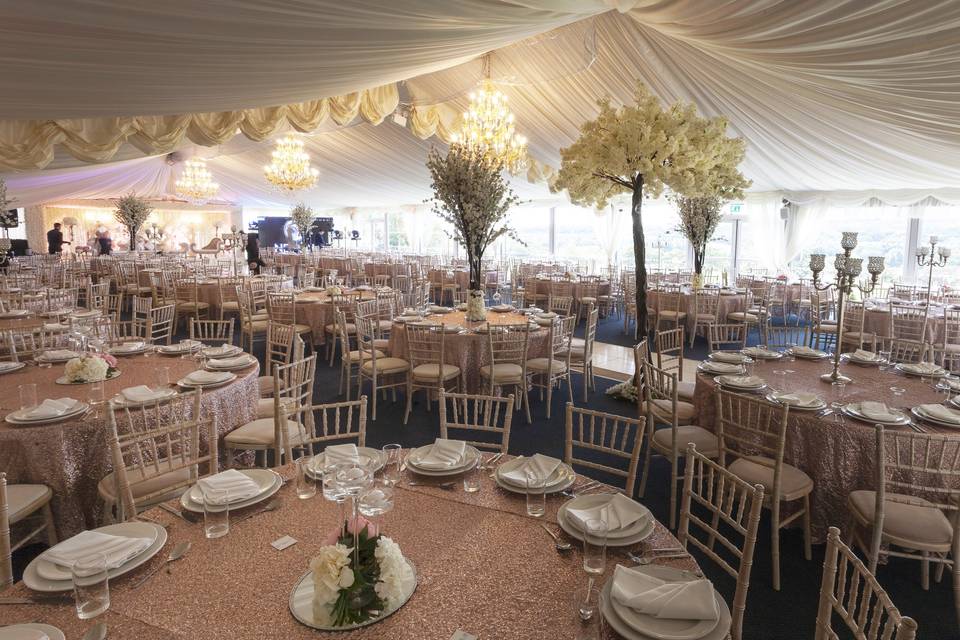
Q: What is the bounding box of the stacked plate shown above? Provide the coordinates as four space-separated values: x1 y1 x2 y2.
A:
23 521 167 592
0 361 25 375
493 455 576 494
491 304 514 313
842 401 910 426
307 446 386 478
895 362 948 378
69 309 101 320
741 346 782 360
157 339 201 355
205 353 258 371
707 351 750 365
788 346 829 360
766 391 826 411
557 494 654 547
6 398 88 425
911 403 960 428
202 344 244 359
715 375 766 392
111 385 178 407
180 468 281 513
36 349 79 364
404 442 480 476
109 340 149 356
177 370 236 389
0 309 31 318
697 361 745 375
427 305 452 315
0 624 66 639
843 349 883 366
600 565 731 640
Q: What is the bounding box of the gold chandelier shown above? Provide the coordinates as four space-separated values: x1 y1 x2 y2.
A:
452 54 527 172
263 134 319 193
175 158 219 203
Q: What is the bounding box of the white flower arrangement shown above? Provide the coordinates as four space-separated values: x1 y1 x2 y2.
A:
325 285 343 296
310 543 353 626
373 536 415 608
290 203 315 248
674 195 724 277
113 193 153 248
64 355 110 383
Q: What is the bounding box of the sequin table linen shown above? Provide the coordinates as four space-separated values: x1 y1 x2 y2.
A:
0 355 259 538
1 458 697 639
294 289 377 346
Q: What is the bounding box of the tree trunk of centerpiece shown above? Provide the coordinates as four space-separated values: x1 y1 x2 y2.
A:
631 177 648 337
465 255 487 321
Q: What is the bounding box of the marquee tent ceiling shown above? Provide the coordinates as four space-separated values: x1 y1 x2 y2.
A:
2 0 959 210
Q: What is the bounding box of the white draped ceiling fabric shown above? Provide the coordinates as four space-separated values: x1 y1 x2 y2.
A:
2 0 959 230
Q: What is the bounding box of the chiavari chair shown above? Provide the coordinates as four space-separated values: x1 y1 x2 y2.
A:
336 309 382 401
237 287 269 353
890 303 928 344
564 305 598 402
708 322 748 352
654 327 694 401
266 290 313 348
936 308 960 371
216 276 243 319
547 294 573 316
764 321 810 351
564 403 645 496
439 391 513 453
881 337 928 364
189 317 234 346
840 300 877 351
324 292 362 365
173 276 211 331
356 314 410 420
296 396 368 457
654 286 687 333
404 323 461 423
691 289 720 347
527 315 574 419
481 323 532 424
0 472 57 589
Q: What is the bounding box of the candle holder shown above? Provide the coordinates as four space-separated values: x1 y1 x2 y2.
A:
221 226 248 276
916 236 949 313
809 231 885 384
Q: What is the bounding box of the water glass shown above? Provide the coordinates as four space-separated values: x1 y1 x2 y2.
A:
294 455 317 499
88 381 105 412
525 473 546 517
582 519 608 575
462 462 481 493
202 487 230 539
382 443 402 486
574 581 601 621
878 350 892 372
18 383 37 410
153 366 170 391
72 553 110 619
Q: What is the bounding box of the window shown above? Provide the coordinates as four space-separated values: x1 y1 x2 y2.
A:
616 199 686 271
553 206 605 266
502 206 551 258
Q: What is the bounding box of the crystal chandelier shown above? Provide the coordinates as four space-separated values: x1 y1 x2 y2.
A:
452 54 527 172
175 158 219 203
263 134 319 193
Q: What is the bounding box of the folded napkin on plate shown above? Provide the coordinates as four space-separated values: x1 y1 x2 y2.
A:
611 564 719 622
722 375 764 387
702 362 742 373
42 323 70 332
567 493 648 532
184 370 232 385
42 529 152 570
791 346 822 357
41 349 76 360
111 341 145 352
859 401 898 421
743 347 778 358
0 309 28 316
0 361 20 371
324 443 360 465
900 362 943 375
501 454 561 484
851 349 878 361
710 352 746 364
777 392 820 407
918 404 960 424
414 438 466 469
0 628 49 640
120 385 168 403
203 344 238 356
207 355 252 369
26 398 79 419
197 469 260 503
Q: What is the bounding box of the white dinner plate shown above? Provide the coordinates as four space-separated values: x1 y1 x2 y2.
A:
696 362 745 376
600 566 731 640
557 494 655 544
157 340 201 354
707 352 750 364
109 341 149 356
23 521 167 592
181 468 282 513
895 363 948 378
911 405 960 428
427 306 453 314
201 344 243 359
0 362 26 374
740 348 782 360
5 402 89 425
0 624 66 640
842 353 882 366
788 348 830 360
306 447 386 477
714 375 767 391
404 444 481 477
491 305 514 312
841 403 911 426
36 351 79 364
494 458 576 494
204 355 258 371
110 388 179 407
765 392 826 411
176 372 237 389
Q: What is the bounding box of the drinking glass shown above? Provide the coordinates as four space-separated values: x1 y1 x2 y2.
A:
153 366 170 392
381 443 402 487
890 386 906 399
525 472 546 517
72 553 110 619
462 462 481 493
878 350 892 372
294 455 317 499
202 487 230 539
574 581 601 621
18 383 37 410
582 519 608 575
88 381 105 417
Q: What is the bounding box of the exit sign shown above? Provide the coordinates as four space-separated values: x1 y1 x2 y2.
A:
729 203 743 214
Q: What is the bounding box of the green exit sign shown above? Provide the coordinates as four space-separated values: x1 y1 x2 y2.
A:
729 203 743 214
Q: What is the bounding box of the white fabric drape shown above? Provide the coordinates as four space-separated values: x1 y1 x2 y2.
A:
591 204 629 266
739 193 785 273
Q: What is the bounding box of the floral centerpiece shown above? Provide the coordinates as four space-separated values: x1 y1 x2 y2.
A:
64 353 118 383
113 193 153 251
0 178 16 256
290 203 315 251
674 195 724 290
325 285 343 296
309 516 415 627
426 143 522 321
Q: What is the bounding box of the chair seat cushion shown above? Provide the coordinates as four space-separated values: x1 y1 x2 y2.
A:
849 490 953 550
6 484 52 523
658 310 687 319
842 331 875 340
480 362 524 382
219 301 240 311
372 338 391 351
378 320 393 331
526 357 568 373
579 296 598 303
727 312 759 322
251 313 269 322
98 465 191 503
361 357 410 374
570 337 585 348
816 324 838 334
651 425 719 457
412 363 462 382
729 455 814 501
256 397 298 419
176 302 209 311
676 380 697 401
247 319 269 332
292 323 313 335
347 349 385 362
696 313 717 321
258 375 275 397
224 418 304 446
325 323 356 334
944 343 960 353
639 399 697 424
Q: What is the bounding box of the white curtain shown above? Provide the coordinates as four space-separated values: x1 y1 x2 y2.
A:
740 192 785 273
591 204 629 266
400 205 437 253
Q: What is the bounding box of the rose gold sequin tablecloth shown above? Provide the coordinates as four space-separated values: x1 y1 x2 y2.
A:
388 311 552 392
692 357 960 540
1 459 697 639
294 289 377 346
647 289 748 336
863 303 947 343
0 355 259 538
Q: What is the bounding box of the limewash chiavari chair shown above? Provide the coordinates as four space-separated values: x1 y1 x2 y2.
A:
138 302 175 345
846 424 960 623
815 526 918 640
564 403 646 496
708 322 748 352
809 292 838 350
356 314 410 421
216 276 243 319
237 287 268 354
404 323 461 423
655 287 687 333
639 360 716 528
881 337 928 364
336 310 382 401
259 321 298 397
655 327 695 401
131 295 152 333
575 281 599 323
481 324 532 424
691 289 720 347
715 389 813 591
101 390 212 522
890 303 928 344
0 330 19 363
677 445 764 640
189 317 234 346
891 283 920 302
46 287 78 313
225 355 317 467
439 391 514 453
324 292 362 365
372 274 391 288
547 294 574 317
1 472 57 589
764 322 810 351
511 289 526 310
87 281 110 314
266 290 313 347
564 305 598 402
173 276 211 331
527 315 575 419
936 308 960 370
296 397 368 458
840 300 877 351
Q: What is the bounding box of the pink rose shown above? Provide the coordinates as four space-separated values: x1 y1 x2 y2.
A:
321 515 378 546
97 353 118 368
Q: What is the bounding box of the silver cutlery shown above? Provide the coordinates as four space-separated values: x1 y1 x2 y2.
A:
0 594 71 605
82 622 107 640
562 480 600 497
483 452 504 469
627 546 684 563
406 480 456 490
158 503 192 522
539 524 572 552
633 551 694 565
130 541 191 590
234 498 281 523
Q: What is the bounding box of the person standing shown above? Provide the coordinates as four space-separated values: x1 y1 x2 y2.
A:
46 222 70 254
97 230 113 256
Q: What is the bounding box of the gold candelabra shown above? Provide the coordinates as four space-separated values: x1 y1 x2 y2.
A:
916 235 950 314
221 226 247 276
809 232 885 384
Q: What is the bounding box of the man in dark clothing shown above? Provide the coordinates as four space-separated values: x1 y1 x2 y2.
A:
47 222 70 254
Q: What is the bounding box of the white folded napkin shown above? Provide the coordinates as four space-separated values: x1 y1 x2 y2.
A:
185 370 232 385
197 469 260 504
851 349 878 361
42 323 69 332
501 454 561 484
567 493 648 532
710 351 746 364
111 341 145 352
206 355 252 369
159 339 200 352
202 344 238 356
918 404 960 424
721 375 764 387
0 628 49 640
0 309 28 317
414 438 466 469
777 392 820 407
323 443 360 465
611 564 719 622
41 349 77 361
859 401 897 421
900 362 943 375
743 346 779 358
25 398 79 419
702 361 742 373
120 385 167 403
42 530 152 570
791 346 823 357
0 361 21 371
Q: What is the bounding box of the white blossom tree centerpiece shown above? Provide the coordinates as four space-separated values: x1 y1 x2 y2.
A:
674 196 723 289
0 178 16 255
113 193 153 252
426 143 521 321
290 202 315 251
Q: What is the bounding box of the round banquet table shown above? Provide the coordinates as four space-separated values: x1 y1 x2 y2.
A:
388 310 552 392
0 353 259 538
647 288 748 337
692 355 960 541
294 288 377 346
0 456 699 640
524 277 612 304
862 300 950 344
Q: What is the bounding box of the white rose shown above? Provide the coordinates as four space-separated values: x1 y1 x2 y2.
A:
338 566 355 589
